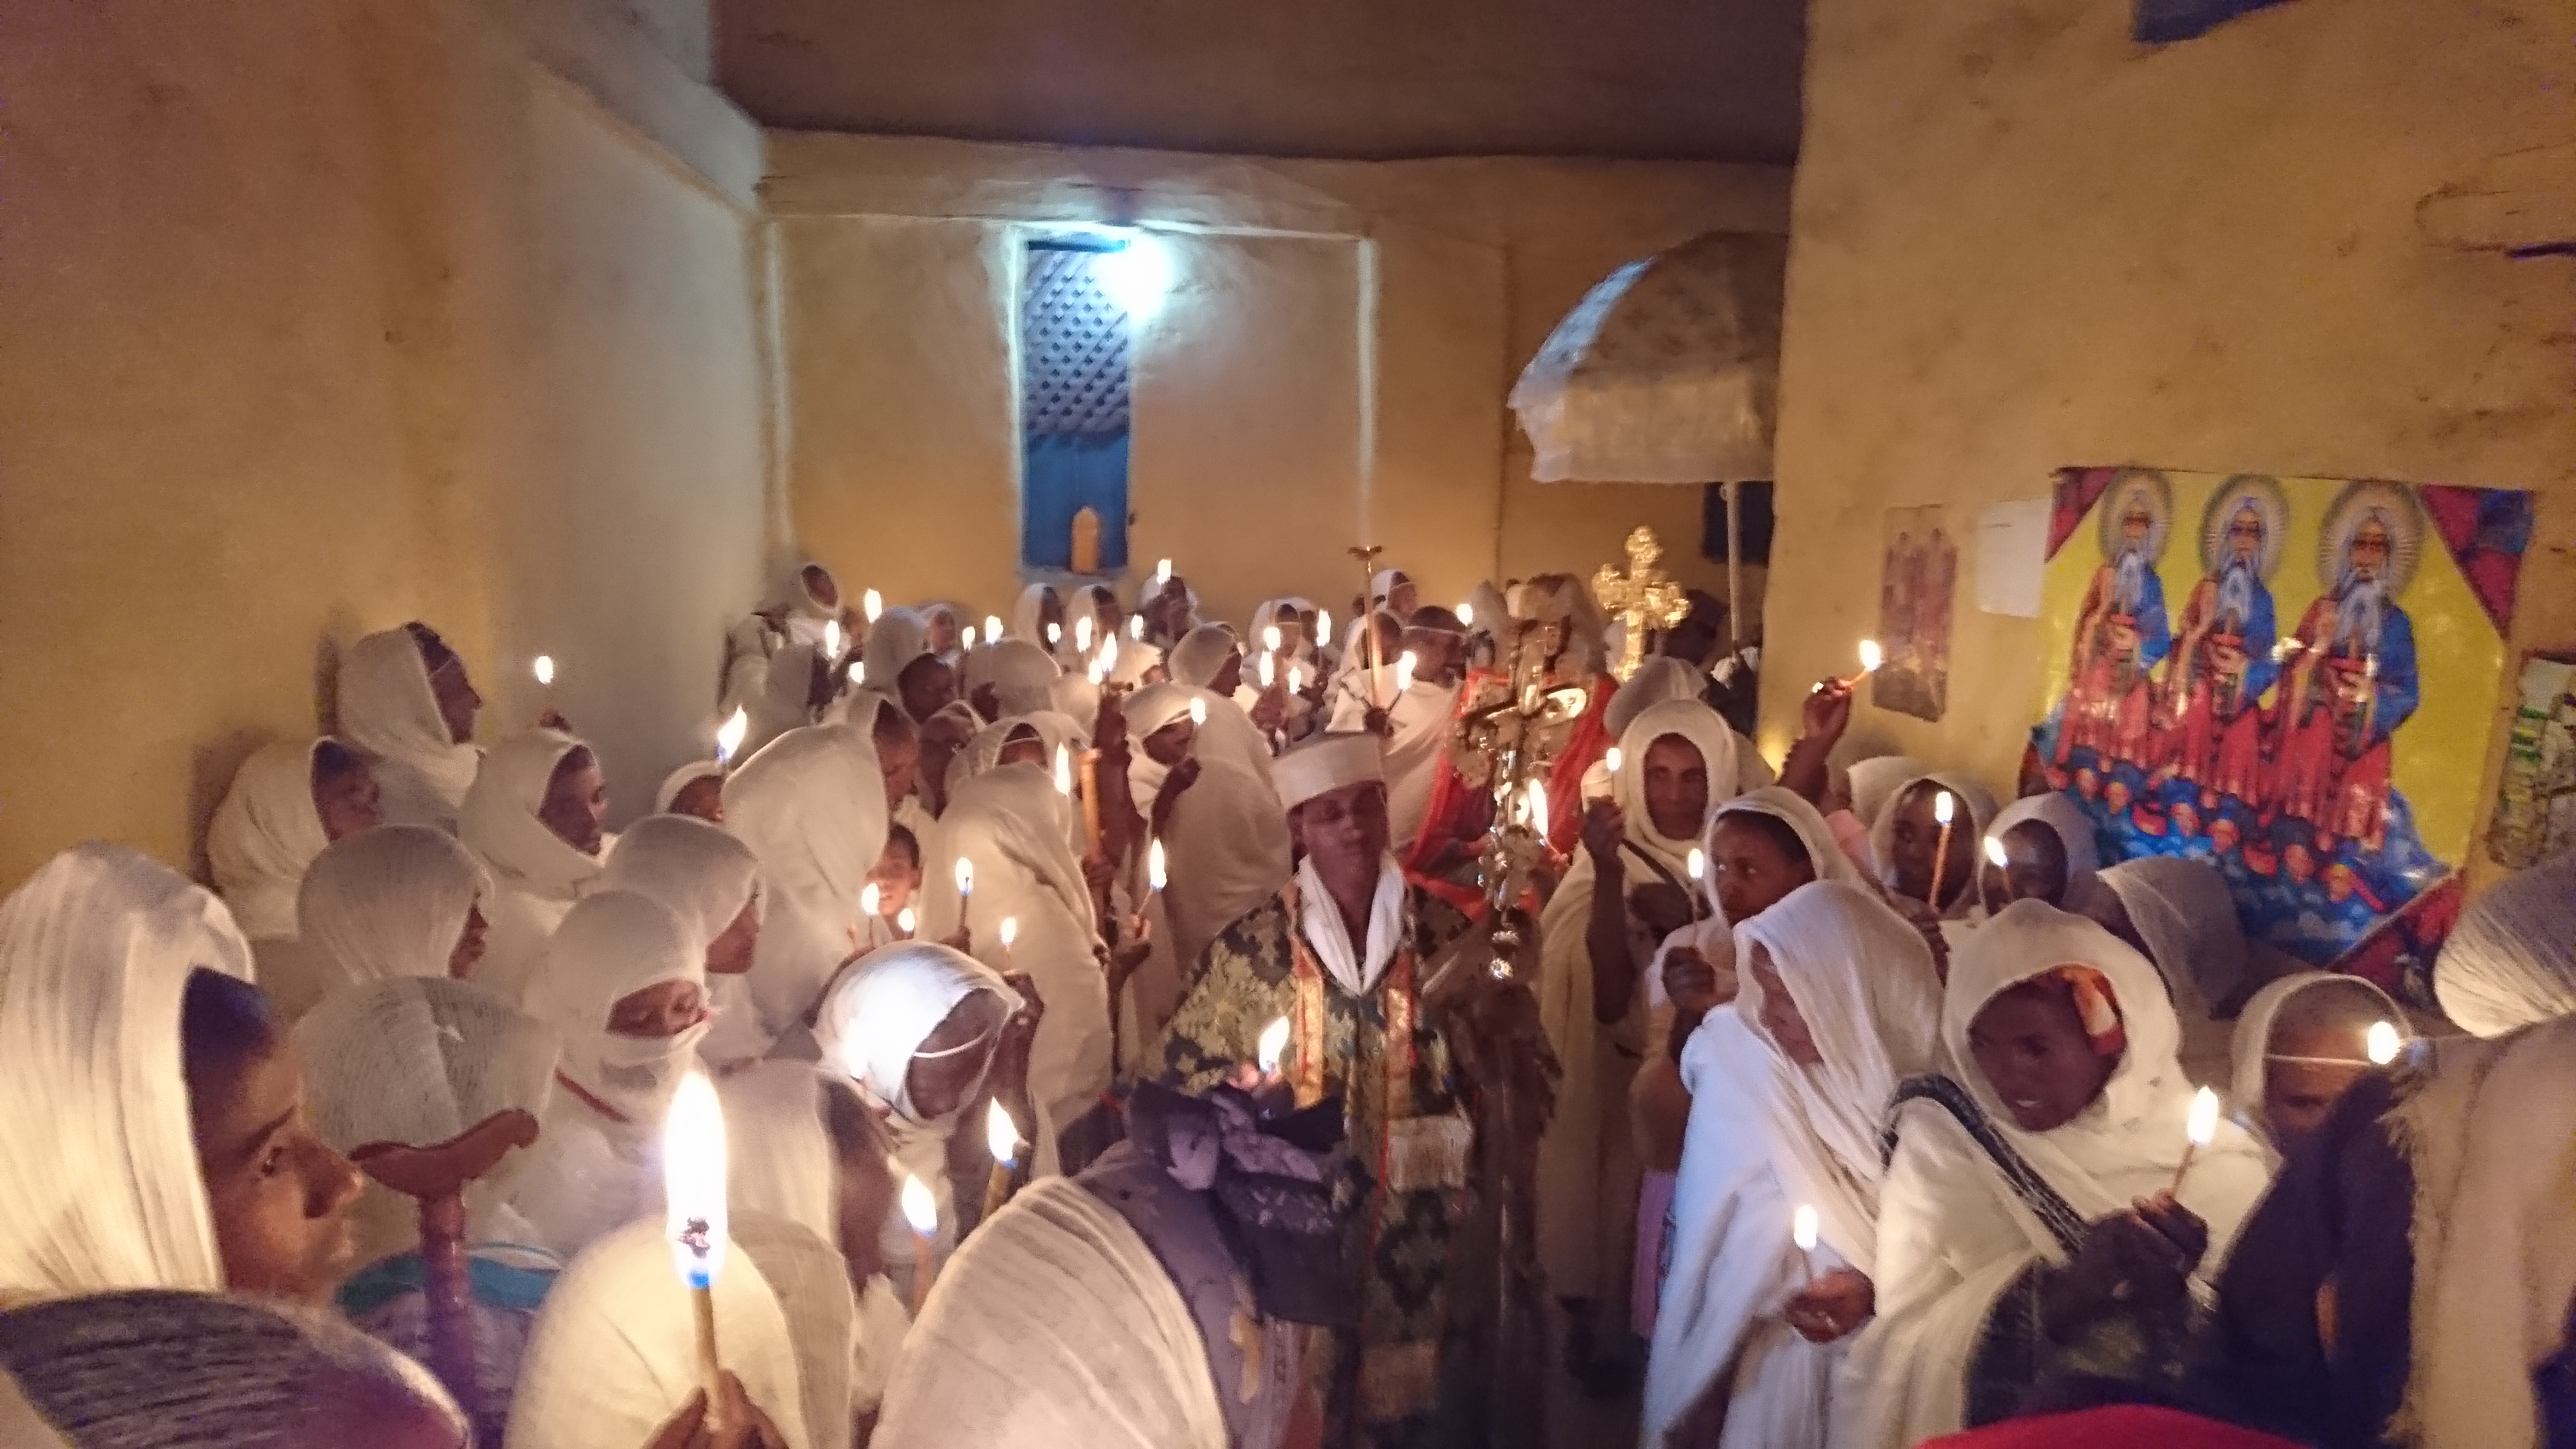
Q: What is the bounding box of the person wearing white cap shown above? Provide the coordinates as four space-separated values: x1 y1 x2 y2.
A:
1149 733 1508 1447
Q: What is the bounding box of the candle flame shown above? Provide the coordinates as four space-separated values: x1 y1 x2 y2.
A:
2366 1020 2402 1065
861 882 881 918
986 1100 1018 1167
963 624 980 650
852 659 867 686
954 858 975 897
1189 697 1208 727
715 708 748 764
2186 1086 2220 1147
1457 601 1475 628
825 620 842 659
1156 558 1173 584
1396 650 1416 692
533 655 555 688
1316 610 1331 646
1263 625 1282 653
1149 838 1168 892
900 1173 938 1235
1257 1016 1291 1076
1075 616 1095 652
1046 622 1062 647
1934 790 1956 826
1984 836 2009 868
863 589 883 623
1288 666 1304 694
985 615 1003 642
661 1072 729 1288
1858 638 1883 673
1687 847 1706 883
1260 653 1276 688
1053 743 1074 796
1793 1203 1819 1254
1128 615 1145 639
1000 916 1018 949
897 906 916 937
1605 746 1623 776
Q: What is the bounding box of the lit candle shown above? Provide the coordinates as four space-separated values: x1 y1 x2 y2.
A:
954 858 974 904
897 906 916 939
1149 838 1168 895
1263 625 1283 654
1046 622 1062 648
860 882 881 922
848 660 865 685
985 614 1003 643
533 655 556 690
963 624 980 650
2366 1020 2402 1065
1792 1202 1819 1283
1984 836 2008 868
1128 614 1146 640
1288 665 1305 695
999 916 1018 968
901 1173 939 1316
1396 650 1417 693
1316 610 1331 648
1606 746 1623 777
1686 846 1708 920
1156 558 1173 585
1858 638 1883 674
1928 790 1957 914
825 619 842 661
1098 636 1121 680
714 707 748 765
982 1100 1020 1224
1075 616 1095 653
1053 743 1074 797
863 589 883 624
1457 601 1475 628
662 1073 730 1427
1259 653 1276 688
2171 1087 2221 1194
1257 1015 1291 1077
1189 697 1208 729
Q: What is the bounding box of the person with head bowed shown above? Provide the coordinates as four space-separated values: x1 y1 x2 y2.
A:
1150 734 1537 1448
1535 697 1769 1368
507 891 710 1260
297 825 491 998
602 813 766 984
459 729 610 1009
338 623 484 833
860 607 959 726
2089 855 2251 1087
714 722 889 1064
656 760 728 824
1012 583 1067 653
0 845 365 1308
962 637 1062 724
1643 879 1944 1448
814 943 1043 1285
1838 901 2271 1447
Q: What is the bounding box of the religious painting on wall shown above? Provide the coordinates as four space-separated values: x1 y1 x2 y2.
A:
2487 653 2576 869
1874 505 1957 721
2027 466 2533 1000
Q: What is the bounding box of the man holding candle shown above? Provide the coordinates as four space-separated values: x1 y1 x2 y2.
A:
1151 734 1536 1449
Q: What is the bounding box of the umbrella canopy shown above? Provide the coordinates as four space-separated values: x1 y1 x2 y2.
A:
1509 231 1788 484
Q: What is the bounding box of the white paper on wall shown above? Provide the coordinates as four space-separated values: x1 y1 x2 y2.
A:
1975 498 2051 617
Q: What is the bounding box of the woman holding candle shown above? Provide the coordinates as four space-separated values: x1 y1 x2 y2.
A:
1867 771 1999 953
1976 794 2115 918
459 729 612 1009
1643 879 1943 1448
1011 583 1067 653
1118 683 1294 975
1840 901 2270 1448
2224 972 2404 1165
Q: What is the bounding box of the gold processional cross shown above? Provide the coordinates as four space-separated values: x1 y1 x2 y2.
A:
1591 526 1690 682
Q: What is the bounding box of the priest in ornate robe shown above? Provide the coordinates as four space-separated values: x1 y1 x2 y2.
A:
1155 734 1533 1449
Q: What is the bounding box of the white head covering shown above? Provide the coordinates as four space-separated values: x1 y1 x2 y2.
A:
2434 851 2576 1037
339 626 481 829
1106 639 1163 688
506 1218 811 1449
1982 792 2108 913
1012 584 1062 648
2226 970 2403 1158
1844 754 1929 830
1048 672 1102 736
1467 582 1508 638
653 760 726 815
0 845 252 1297
207 739 340 940
1272 732 1384 812
296 976 561 1265
815 943 1021 1131
1866 768 1999 914
966 638 1062 719
297 824 488 988
782 559 843 629
871 1178 1226 1449
720 1062 871 1440
1369 567 1409 605
1604 657 1708 742
1127 688 1294 969
0 1291 468 1446
863 608 935 698
1167 625 1238 690
721 724 892 1056
947 712 1092 806
2098 854 2249 1012
1612 699 1759 881
601 814 764 952
524 892 707 1125
461 730 604 903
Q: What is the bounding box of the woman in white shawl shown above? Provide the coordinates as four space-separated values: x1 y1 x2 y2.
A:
1839 900 2271 1447
1122 683 1293 975
814 943 1037 1276
600 813 765 980
339 623 484 833
920 761 1113 1159
2092 855 2250 1085
1976 792 2114 919
716 722 889 1063
1644 879 1944 1448
654 760 728 823
207 737 384 1018
964 638 1062 723
1012 583 1066 651
863 607 960 724
297 824 490 991
509 891 710 1259
2432 849 2576 1037
1866 769 1999 937
508 1217 810 1449
1535 698 1764 1336
2226 970 2403 1165
459 729 608 1008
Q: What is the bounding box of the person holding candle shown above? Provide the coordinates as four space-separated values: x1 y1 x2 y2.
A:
1867 772 2000 971
1118 683 1293 976
1643 879 1943 1448
1323 607 1470 856
297 825 492 993
859 608 959 726
1840 901 2270 1447
657 761 731 824
511 892 713 1259
1976 794 2115 918
339 623 486 833
456 728 612 1009
910 703 983 821
1536 697 1770 1378
715 723 889 1063
1012 583 1067 653
2224 972 2404 1164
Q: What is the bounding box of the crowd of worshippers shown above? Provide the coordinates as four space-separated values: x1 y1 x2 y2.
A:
4 558 2576 1449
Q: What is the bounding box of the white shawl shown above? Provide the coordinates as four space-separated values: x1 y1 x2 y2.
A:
921 764 1112 1130
1123 685 1293 973
0 845 252 1298
1981 792 2112 917
297 824 489 988
716 724 889 1061
2433 851 2576 1037
460 730 605 1008
965 639 1063 721
506 1217 812 1449
1836 901 2271 1449
1012 584 1061 648
872 1177 1226 1449
721 1062 875 1446
2226 970 2402 1162
1865 769 1998 920
601 814 764 953
339 627 481 832
206 738 337 940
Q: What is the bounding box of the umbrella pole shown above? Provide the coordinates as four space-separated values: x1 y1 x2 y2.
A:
1725 481 1743 650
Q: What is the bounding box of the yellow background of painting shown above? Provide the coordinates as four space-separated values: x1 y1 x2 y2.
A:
2035 471 2508 865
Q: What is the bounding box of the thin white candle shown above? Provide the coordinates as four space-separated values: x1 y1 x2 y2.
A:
2172 1087 2221 1193
1260 653 1276 688
901 1172 938 1315
1792 1202 1819 1282
662 1072 730 1419
1934 791 1956 825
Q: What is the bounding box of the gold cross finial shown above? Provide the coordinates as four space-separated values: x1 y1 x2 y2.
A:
1591 526 1690 681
